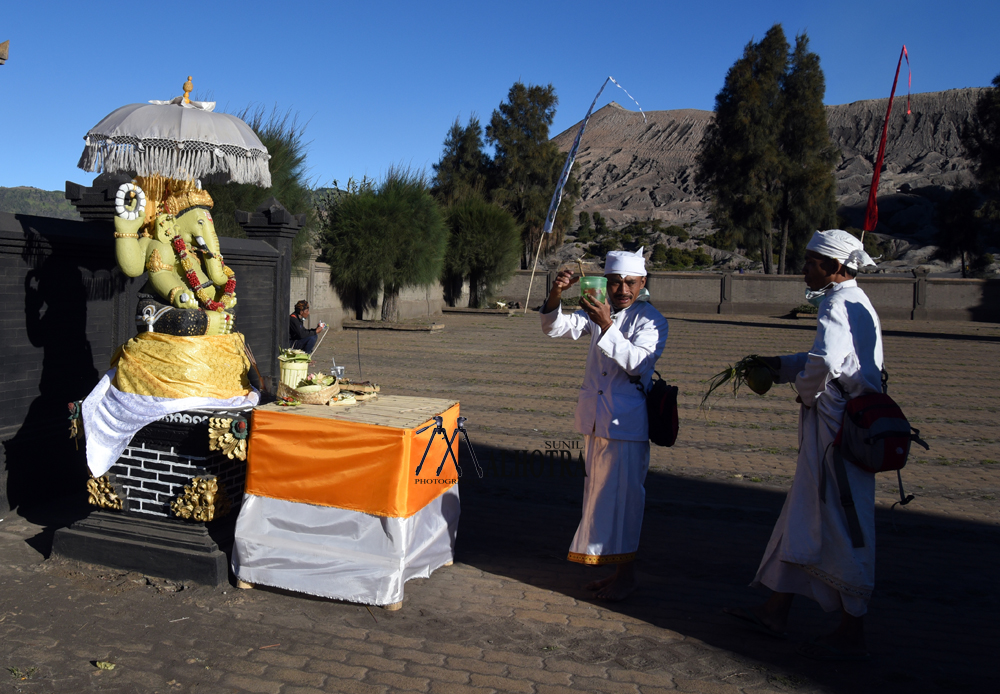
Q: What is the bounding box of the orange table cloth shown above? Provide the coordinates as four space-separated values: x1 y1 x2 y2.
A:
247 397 460 518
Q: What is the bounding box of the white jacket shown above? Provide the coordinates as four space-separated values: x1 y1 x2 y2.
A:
541 301 668 441
777 279 884 405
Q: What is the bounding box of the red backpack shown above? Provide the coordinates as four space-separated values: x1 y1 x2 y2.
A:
835 393 927 473
831 387 929 548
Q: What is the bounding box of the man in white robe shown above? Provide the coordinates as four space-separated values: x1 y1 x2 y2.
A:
540 248 668 600
726 229 882 660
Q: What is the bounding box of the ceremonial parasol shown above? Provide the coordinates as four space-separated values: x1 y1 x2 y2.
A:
77 77 271 187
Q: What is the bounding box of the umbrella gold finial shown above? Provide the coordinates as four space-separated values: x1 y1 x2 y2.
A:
183 76 193 104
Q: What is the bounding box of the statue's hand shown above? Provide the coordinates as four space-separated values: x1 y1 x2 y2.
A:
172 288 199 309
113 183 146 237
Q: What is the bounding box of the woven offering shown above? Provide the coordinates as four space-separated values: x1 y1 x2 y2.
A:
277 381 341 405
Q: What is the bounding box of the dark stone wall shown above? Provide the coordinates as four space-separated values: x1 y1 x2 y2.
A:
0 211 282 515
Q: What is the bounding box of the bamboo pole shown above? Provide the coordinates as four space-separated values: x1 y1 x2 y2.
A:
522 231 548 315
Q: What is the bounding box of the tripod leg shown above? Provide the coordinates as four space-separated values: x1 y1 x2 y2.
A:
460 429 483 478
436 429 462 477
415 430 439 476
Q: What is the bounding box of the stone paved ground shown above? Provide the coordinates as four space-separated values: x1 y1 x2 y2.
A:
2 312 998 694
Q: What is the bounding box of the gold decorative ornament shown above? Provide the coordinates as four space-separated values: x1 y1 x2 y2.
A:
114 232 139 239
146 248 175 274
182 75 193 104
170 476 231 522
207 416 249 461
67 400 84 450
87 475 123 510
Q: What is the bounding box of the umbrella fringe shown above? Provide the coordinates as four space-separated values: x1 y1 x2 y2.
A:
78 142 272 188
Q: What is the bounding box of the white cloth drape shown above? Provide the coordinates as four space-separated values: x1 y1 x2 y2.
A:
752 279 883 616
82 368 260 477
232 488 459 605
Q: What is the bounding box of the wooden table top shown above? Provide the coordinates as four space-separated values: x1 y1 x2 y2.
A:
254 395 459 430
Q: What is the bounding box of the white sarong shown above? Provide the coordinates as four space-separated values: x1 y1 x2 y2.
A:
753 382 876 616
568 435 649 565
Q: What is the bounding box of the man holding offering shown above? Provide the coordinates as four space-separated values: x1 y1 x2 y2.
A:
540 248 668 600
726 229 881 660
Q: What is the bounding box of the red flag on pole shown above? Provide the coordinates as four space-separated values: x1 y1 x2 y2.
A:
863 45 911 235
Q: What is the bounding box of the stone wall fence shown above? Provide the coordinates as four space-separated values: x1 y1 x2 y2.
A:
293 261 1000 329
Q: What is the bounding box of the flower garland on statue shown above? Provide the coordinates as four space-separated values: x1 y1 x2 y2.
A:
170 234 237 311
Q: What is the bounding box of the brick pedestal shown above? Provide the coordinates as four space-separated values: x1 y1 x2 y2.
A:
52 408 252 585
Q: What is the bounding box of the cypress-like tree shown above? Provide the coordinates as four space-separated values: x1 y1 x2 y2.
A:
317 179 385 320
933 187 987 277
377 169 447 321
432 116 489 206
205 106 316 267
318 170 446 321
962 72 1000 225
697 25 787 274
486 82 579 267
697 25 837 274
777 34 839 273
576 210 594 243
442 196 522 308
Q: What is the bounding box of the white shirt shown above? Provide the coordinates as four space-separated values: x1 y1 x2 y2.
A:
541 301 668 441
777 279 884 406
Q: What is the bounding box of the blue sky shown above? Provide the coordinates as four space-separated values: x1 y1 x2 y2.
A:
2 0 998 192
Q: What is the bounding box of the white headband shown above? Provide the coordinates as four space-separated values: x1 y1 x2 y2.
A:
806 229 877 271
604 247 647 277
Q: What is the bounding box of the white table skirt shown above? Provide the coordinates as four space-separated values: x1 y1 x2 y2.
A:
232 487 459 605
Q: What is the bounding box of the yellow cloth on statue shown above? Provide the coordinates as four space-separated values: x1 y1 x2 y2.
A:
112 332 251 399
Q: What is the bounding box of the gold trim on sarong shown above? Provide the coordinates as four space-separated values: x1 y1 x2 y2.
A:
567 551 636 566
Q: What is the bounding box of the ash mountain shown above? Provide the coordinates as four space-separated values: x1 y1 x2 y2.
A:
552 88 987 272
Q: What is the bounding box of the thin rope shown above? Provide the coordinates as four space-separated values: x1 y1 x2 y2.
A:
356 330 363 382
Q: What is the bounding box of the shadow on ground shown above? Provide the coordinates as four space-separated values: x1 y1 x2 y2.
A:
455 443 999 693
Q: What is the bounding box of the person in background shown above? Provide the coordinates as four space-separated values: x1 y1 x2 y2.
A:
289 300 323 352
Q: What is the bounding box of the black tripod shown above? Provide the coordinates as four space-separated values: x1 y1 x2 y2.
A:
415 416 483 478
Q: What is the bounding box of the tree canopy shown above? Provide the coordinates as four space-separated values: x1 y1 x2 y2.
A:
432 116 489 206
697 25 837 274
205 106 316 267
485 82 579 267
318 170 446 321
963 72 1000 224
442 196 521 308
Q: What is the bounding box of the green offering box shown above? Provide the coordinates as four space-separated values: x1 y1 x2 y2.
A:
579 276 607 304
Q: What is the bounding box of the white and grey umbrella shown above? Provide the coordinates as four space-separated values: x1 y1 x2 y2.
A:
78 82 271 187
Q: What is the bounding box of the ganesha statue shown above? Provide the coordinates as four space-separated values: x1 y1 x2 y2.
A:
101 174 252 402
114 175 236 336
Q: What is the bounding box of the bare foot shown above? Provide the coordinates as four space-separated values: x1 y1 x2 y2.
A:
594 570 638 601
584 574 615 591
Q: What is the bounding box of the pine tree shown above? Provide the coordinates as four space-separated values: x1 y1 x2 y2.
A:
697 25 837 274
696 25 787 274
432 116 489 206
933 187 987 277
777 34 839 274
205 106 316 267
486 82 579 267
962 72 1000 225
577 211 593 242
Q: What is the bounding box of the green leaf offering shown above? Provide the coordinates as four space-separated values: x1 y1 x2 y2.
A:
700 354 775 409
